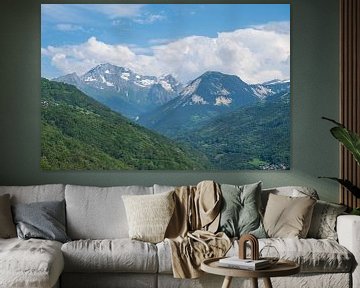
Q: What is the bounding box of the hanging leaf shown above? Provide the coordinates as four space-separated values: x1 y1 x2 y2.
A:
330 127 360 165
322 117 360 165
318 177 360 199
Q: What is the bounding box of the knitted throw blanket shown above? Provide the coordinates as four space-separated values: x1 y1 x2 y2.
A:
165 180 231 278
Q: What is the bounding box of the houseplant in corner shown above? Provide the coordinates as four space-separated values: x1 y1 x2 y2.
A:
320 117 360 215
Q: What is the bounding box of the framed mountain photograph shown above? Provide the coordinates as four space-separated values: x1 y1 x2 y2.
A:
41 4 290 171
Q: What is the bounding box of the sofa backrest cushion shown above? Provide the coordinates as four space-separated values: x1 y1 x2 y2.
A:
261 186 319 213
65 185 153 239
263 193 316 238
153 184 176 194
0 185 65 204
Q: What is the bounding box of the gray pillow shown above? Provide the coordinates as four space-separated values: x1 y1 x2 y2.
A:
0 194 16 238
12 200 70 243
307 200 347 240
218 182 266 238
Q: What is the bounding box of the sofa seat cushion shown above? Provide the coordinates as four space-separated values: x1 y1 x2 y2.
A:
157 238 353 274
0 238 64 288
62 239 158 273
232 238 353 273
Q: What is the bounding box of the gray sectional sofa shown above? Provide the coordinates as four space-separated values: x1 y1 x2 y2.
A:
0 183 359 288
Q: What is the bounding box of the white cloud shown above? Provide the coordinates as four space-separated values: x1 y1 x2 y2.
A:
252 21 290 34
42 22 290 84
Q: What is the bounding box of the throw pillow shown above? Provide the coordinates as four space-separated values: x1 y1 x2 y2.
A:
307 200 347 240
263 193 316 238
122 191 175 243
218 182 266 238
0 194 16 238
12 200 70 243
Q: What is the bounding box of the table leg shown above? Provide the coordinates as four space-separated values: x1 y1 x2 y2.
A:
251 278 258 288
263 277 273 288
221 276 233 288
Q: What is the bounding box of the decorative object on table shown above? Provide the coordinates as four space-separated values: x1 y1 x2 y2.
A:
237 234 279 268
259 245 280 265
218 257 271 270
216 233 272 271
319 117 360 211
238 234 260 260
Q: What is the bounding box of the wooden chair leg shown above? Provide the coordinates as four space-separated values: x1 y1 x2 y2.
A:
251 278 258 288
221 276 233 288
263 277 273 288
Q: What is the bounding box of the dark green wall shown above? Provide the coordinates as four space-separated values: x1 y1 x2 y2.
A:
0 0 340 202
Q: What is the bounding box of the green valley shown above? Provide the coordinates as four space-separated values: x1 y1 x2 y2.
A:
41 78 210 170
174 93 291 170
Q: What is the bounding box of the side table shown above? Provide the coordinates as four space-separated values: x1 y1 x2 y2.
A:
201 257 300 288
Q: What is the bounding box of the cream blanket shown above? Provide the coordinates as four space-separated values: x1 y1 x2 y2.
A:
165 181 231 278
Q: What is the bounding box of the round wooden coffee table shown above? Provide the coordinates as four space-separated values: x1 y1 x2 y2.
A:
201 257 300 288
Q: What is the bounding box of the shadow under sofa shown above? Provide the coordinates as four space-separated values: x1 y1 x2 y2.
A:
0 183 359 288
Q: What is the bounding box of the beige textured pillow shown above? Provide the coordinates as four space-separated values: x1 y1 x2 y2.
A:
0 194 16 238
122 191 175 243
263 193 316 238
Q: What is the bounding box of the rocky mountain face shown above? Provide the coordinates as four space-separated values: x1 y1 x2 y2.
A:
139 71 290 137
53 63 182 119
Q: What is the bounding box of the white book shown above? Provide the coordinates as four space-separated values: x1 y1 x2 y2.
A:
218 257 271 270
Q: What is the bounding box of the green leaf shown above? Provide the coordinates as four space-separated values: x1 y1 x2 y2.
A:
330 127 360 165
318 177 360 198
322 117 360 165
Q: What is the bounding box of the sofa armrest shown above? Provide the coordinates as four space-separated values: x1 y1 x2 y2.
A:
337 215 360 288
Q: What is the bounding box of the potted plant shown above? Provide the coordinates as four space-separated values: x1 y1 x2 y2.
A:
320 117 360 215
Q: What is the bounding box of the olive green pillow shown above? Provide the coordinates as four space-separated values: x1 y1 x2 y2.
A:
0 194 16 238
218 182 266 238
263 193 316 238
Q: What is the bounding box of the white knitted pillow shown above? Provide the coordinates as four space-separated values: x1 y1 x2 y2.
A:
122 191 175 243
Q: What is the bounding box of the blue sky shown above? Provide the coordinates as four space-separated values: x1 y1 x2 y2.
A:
41 4 290 84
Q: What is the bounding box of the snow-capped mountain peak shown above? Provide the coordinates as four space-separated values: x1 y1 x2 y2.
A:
53 63 184 119
250 79 290 99
178 71 255 107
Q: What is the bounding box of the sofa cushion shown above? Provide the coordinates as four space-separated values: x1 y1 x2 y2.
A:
12 200 70 243
122 191 175 243
158 237 353 274
263 194 316 238
261 186 319 212
0 238 64 288
65 185 153 239
0 194 16 238
0 184 65 204
61 239 158 273
307 200 347 240
260 238 354 273
218 182 266 238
